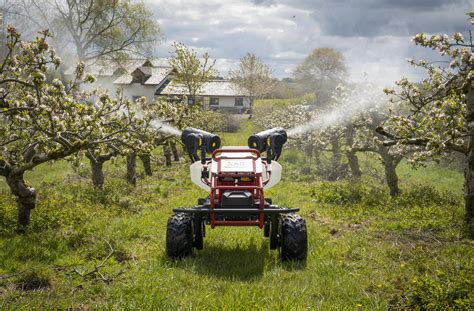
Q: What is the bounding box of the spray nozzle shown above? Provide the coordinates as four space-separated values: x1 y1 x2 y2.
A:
247 128 287 160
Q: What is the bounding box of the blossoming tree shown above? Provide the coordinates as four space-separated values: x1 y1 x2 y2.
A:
0 28 135 231
378 29 473 235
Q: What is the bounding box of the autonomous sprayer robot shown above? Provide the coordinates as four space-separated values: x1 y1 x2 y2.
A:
166 128 307 261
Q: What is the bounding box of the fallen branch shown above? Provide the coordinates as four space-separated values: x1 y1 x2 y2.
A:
72 239 115 283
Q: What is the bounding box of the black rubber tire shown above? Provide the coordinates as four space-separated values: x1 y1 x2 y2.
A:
279 213 308 261
166 212 193 258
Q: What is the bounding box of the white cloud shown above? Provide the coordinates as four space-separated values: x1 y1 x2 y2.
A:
145 0 470 86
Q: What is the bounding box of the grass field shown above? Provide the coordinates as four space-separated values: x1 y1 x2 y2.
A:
0 120 473 309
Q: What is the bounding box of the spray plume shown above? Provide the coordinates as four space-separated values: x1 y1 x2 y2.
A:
287 85 386 137
150 120 182 136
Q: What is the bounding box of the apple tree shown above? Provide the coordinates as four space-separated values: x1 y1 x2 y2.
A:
377 29 473 234
0 27 136 231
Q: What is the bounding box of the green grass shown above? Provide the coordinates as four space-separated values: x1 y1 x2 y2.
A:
218 119 255 146
254 94 315 108
397 161 463 194
0 121 472 309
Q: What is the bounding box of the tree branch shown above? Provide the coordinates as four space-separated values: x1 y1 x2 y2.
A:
72 239 115 283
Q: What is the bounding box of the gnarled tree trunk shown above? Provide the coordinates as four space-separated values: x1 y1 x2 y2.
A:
126 154 137 185
379 147 401 196
6 171 36 233
314 148 322 172
86 151 117 188
328 134 343 181
164 144 172 167
140 154 152 176
90 159 104 188
464 84 474 237
345 124 362 178
170 142 180 162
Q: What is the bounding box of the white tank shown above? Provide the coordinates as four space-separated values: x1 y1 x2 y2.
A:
190 147 281 191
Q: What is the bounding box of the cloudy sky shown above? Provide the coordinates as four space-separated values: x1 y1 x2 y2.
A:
146 0 472 86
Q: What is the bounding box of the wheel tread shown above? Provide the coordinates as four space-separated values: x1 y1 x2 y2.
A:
166 212 193 258
280 213 308 261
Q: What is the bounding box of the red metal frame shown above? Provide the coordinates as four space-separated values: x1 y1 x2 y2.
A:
208 148 268 229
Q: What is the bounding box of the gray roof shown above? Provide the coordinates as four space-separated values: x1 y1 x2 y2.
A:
114 66 170 85
143 67 171 85
136 66 152 77
113 73 134 85
63 58 173 86
63 58 169 77
159 80 247 97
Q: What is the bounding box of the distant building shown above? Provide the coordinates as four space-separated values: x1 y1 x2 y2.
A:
64 59 170 104
114 64 171 103
64 59 250 113
156 80 250 114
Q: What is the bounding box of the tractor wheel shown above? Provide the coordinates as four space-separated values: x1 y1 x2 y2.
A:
166 212 193 258
279 213 307 261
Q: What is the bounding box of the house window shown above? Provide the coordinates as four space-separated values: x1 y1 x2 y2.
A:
234 97 244 107
210 97 219 106
187 97 194 105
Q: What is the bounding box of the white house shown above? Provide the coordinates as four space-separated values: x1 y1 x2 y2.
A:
64 59 171 103
156 80 251 113
114 64 170 103
64 59 251 113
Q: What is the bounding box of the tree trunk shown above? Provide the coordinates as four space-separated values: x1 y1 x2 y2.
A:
6 171 36 233
384 158 399 196
345 124 362 178
126 154 137 185
89 157 105 188
314 148 322 172
86 151 117 188
170 142 180 161
329 134 342 181
248 97 253 119
164 144 172 167
380 149 400 196
304 144 313 158
140 154 152 176
464 83 474 237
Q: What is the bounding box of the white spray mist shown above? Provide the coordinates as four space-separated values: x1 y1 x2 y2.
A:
150 120 182 137
287 84 387 136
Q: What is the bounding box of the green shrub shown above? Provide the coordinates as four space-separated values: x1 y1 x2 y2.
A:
311 182 460 208
222 114 241 133
394 184 459 207
0 196 17 234
282 150 302 164
311 181 388 206
401 262 474 310
192 110 227 133
0 179 129 234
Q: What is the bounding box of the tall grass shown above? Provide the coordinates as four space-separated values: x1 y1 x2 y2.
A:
0 121 472 309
